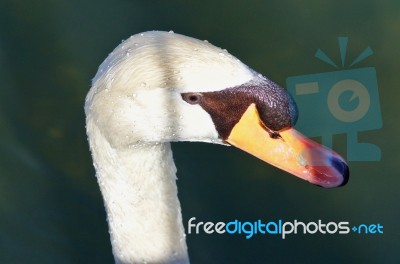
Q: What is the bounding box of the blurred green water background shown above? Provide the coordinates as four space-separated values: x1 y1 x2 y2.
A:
0 0 399 263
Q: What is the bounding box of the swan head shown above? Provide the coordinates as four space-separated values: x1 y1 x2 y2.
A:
85 31 349 188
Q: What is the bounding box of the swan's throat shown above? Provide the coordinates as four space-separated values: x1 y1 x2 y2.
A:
88 126 189 264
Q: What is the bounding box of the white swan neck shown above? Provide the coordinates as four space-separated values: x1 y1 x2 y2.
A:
88 124 189 263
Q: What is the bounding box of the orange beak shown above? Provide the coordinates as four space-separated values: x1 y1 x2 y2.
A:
226 104 349 188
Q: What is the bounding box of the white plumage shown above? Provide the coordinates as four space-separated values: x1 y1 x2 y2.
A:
85 30 349 264
85 31 258 264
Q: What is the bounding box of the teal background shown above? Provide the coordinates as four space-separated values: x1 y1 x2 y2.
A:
287 68 382 135
1 1 399 263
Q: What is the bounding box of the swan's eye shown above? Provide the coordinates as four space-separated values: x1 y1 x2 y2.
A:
181 93 203 105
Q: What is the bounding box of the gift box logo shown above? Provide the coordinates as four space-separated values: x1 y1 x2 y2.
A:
286 37 382 161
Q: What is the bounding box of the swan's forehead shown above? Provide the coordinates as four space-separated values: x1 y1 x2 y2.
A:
93 31 255 93
182 78 298 139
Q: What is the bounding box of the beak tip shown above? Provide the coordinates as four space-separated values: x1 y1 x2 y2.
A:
330 156 350 187
306 155 350 188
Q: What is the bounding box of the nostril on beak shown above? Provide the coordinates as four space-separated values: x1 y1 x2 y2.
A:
330 157 350 187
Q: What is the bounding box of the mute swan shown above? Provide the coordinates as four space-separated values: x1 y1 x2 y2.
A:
85 31 349 264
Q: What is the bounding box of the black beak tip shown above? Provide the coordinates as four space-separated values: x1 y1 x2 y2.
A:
330 157 350 187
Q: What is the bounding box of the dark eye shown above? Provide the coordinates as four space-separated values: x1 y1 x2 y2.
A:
181 93 203 104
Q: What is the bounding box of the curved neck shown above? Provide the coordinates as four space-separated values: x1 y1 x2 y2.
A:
88 124 189 264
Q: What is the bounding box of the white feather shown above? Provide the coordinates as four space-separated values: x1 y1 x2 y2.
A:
85 31 258 264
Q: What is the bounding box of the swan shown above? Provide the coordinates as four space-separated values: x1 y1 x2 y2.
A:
85 31 349 264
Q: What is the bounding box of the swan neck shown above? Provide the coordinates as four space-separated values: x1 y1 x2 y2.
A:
88 124 189 264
